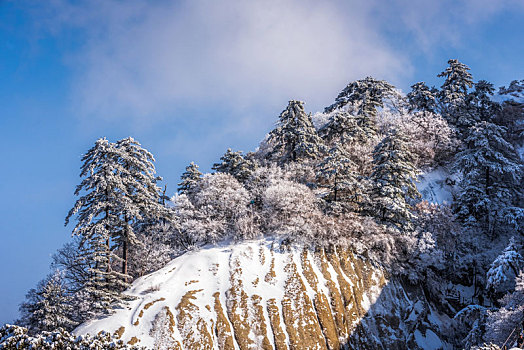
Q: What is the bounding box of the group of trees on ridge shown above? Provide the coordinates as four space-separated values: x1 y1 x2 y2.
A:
5 59 524 349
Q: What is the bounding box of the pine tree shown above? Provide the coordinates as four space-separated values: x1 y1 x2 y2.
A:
178 162 202 195
65 137 167 309
407 82 437 114
437 59 474 130
467 80 500 123
113 137 167 278
454 121 523 235
18 271 75 333
266 100 323 163
212 148 256 183
318 110 361 145
368 129 420 230
64 138 127 309
316 144 359 203
325 77 397 142
486 237 524 299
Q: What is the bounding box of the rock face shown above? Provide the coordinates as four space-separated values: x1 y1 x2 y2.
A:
75 239 450 349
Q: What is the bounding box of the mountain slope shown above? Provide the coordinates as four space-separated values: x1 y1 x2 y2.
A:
75 238 449 349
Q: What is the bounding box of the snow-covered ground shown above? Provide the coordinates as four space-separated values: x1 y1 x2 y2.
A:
75 238 390 348
417 167 456 204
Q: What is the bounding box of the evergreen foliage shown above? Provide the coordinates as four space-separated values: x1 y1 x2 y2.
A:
497 80 524 144
467 80 500 123
177 162 202 195
18 271 75 334
325 77 397 142
212 148 256 183
454 121 523 234
407 82 438 114
486 237 524 298
437 59 474 130
368 129 420 230
64 137 167 313
316 144 359 204
112 137 168 278
318 110 360 145
266 100 323 163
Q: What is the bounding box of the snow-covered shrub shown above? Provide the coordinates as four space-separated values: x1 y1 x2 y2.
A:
485 272 524 345
171 174 254 246
193 173 250 222
127 228 173 278
192 173 251 242
401 111 456 167
486 237 524 298
170 194 199 249
471 343 501 350
283 161 317 186
414 202 459 265
262 179 320 240
0 324 143 349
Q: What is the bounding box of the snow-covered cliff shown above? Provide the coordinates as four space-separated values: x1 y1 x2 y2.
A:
76 238 450 349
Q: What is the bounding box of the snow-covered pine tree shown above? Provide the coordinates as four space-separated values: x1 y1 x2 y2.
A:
177 161 202 195
266 100 324 163
368 129 420 230
64 138 128 310
113 137 168 278
467 80 500 124
80 228 126 317
407 82 438 114
486 237 524 299
65 137 167 309
316 144 359 204
324 77 397 142
18 271 75 333
212 148 256 183
499 79 524 100
318 110 361 145
454 121 523 235
437 59 474 130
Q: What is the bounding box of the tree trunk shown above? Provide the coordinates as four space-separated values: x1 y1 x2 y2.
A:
105 188 111 276
485 167 491 236
122 238 128 282
334 173 338 202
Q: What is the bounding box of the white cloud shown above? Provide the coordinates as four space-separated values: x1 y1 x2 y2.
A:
37 0 410 123
33 0 524 127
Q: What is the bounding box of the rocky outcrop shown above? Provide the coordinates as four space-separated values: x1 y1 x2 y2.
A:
75 239 450 349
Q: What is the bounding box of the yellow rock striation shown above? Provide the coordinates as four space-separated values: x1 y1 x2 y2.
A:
77 241 402 349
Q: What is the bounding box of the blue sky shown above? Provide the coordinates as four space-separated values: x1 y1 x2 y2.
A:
1 0 523 324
